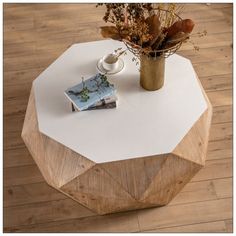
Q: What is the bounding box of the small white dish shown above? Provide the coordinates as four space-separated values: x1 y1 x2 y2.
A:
97 57 124 75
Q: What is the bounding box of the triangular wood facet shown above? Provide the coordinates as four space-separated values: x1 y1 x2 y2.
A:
60 165 140 214
21 88 38 137
21 89 55 185
22 130 55 185
42 135 95 188
141 154 202 205
172 105 212 166
100 155 168 200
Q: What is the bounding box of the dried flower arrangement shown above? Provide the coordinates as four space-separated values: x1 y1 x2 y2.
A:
97 3 206 91
97 3 195 58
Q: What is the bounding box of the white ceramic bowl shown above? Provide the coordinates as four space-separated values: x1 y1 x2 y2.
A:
102 53 119 71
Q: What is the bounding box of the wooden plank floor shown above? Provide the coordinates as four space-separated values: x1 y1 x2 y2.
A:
3 3 233 233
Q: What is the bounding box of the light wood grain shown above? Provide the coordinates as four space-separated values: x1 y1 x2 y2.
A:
212 105 232 124
3 176 231 208
5 198 232 233
224 219 233 233
3 176 232 232
179 46 232 63
21 84 212 215
140 155 202 205
4 3 232 232
21 90 54 185
4 157 232 189
209 122 232 142
61 165 142 215
192 158 232 182
207 139 232 160
4 198 95 228
100 155 167 200
143 221 227 233
207 89 232 107
4 182 65 208
137 198 232 231
4 211 140 233
42 134 95 188
173 104 212 165
21 90 95 188
213 178 232 199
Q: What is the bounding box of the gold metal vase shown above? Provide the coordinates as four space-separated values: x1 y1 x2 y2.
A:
140 54 165 91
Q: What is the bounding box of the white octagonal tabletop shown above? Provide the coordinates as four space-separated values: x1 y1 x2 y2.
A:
33 39 207 163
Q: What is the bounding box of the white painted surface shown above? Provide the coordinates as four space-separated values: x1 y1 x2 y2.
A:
33 39 207 163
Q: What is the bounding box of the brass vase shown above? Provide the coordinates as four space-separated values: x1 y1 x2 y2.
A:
140 54 165 91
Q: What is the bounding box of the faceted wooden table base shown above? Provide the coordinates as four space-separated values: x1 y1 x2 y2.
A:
22 85 212 215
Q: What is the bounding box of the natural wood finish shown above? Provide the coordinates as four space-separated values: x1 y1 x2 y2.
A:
144 220 228 233
42 134 95 187
140 155 202 205
4 3 232 232
21 80 212 215
224 219 233 233
21 90 53 185
61 165 141 215
21 90 95 188
172 75 213 177
137 198 232 231
173 106 212 166
100 155 166 200
4 198 232 233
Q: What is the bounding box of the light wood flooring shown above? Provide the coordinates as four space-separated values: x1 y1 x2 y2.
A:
3 3 233 233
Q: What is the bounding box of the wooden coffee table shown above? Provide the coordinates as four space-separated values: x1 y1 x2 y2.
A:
22 39 212 215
